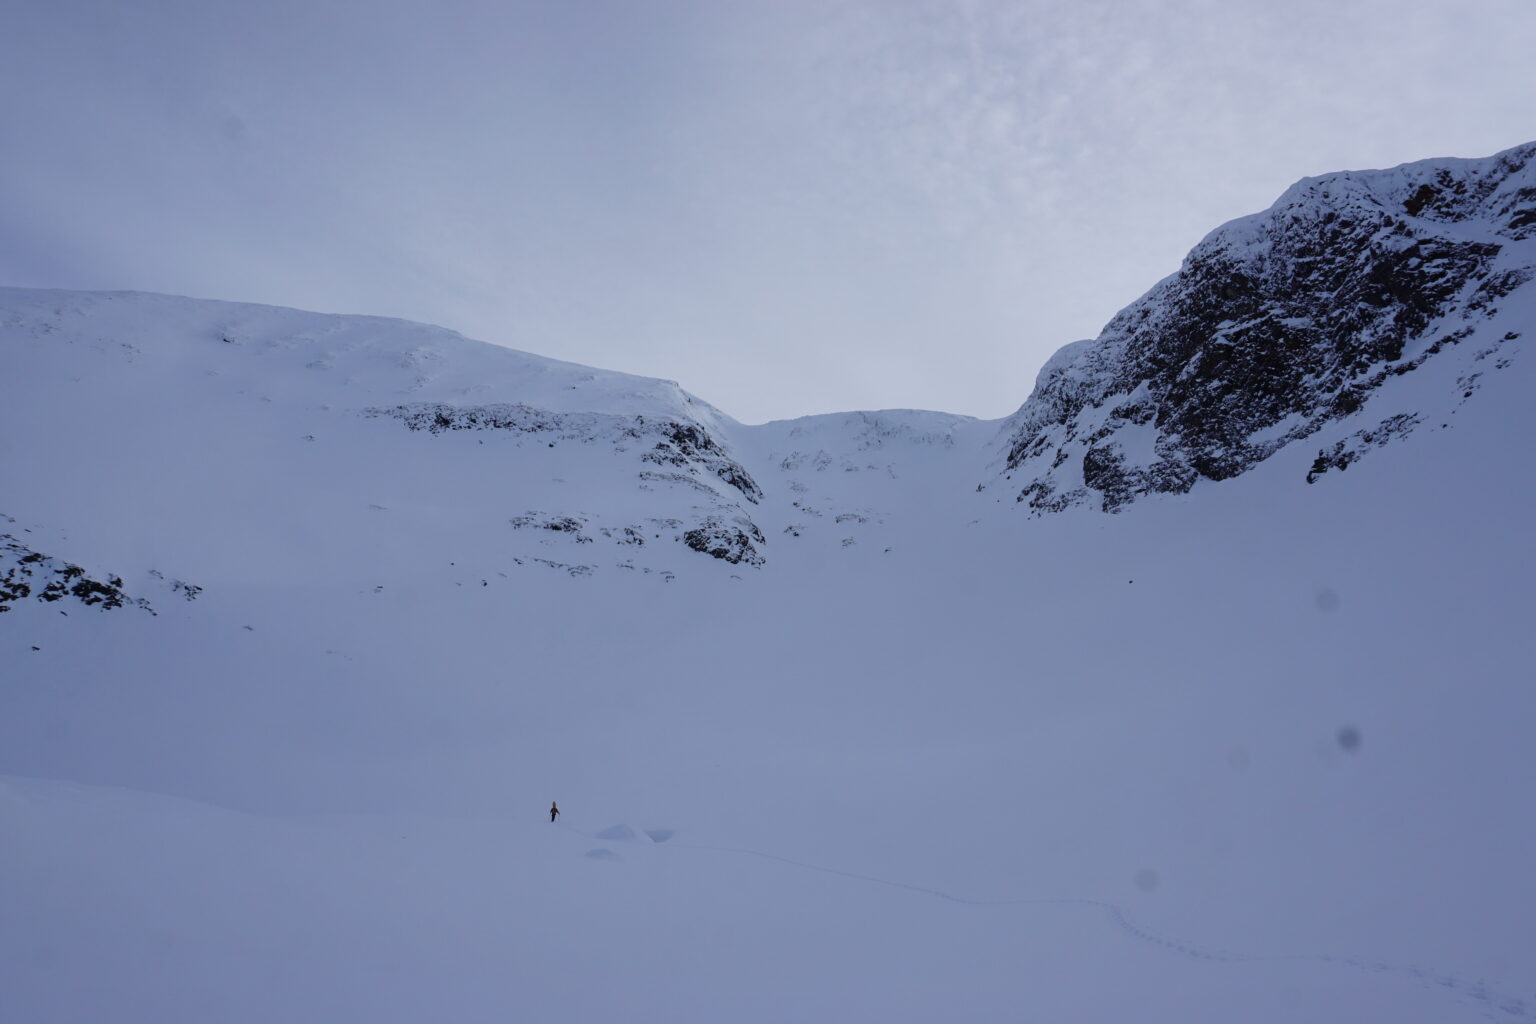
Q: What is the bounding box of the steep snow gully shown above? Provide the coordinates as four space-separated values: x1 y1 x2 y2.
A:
3 143 1534 1022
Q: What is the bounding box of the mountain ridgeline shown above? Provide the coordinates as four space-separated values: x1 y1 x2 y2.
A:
1 143 1532 607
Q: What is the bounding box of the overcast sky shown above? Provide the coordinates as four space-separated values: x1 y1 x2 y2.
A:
3 0 1533 423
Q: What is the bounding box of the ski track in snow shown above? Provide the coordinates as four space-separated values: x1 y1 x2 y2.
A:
561 820 1532 1020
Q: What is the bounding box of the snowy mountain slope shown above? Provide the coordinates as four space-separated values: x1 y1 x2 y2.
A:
0 288 779 592
4 374 1531 1021
997 141 1536 513
3 144 1536 1023
0 288 1004 597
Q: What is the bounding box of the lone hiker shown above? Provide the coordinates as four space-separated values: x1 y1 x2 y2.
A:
550 801 559 823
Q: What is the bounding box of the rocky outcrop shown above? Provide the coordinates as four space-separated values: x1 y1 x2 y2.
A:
367 403 761 504
1306 414 1420 483
1001 142 1536 513
638 421 762 504
1 533 156 614
682 516 766 566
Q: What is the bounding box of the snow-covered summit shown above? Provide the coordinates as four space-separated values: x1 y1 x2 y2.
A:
0 287 729 425
998 141 1536 512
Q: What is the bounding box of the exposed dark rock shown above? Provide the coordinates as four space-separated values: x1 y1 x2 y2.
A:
1 534 155 614
371 402 570 436
682 517 766 566
510 513 595 543
1306 414 1421 483
527 558 596 577
147 569 203 601
637 470 723 496
599 526 647 546
1015 478 1088 515
1001 142 1536 513
638 419 763 503
369 404 761 504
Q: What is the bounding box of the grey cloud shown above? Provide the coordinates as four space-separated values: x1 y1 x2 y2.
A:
3 0 1533 422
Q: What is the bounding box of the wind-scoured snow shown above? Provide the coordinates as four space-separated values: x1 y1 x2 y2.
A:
3 144 1535 1023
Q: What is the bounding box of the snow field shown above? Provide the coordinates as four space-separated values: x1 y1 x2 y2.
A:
2 284 1533 1020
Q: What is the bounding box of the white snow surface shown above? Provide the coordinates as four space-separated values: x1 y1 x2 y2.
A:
2 285 1535 1022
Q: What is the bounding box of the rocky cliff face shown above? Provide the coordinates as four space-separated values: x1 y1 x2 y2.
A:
368 402 769 569
999 142 1536 513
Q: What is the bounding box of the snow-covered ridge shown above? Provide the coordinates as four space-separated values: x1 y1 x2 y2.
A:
4 139 1535 601
998 141 1536 512
0 287 997 593
365 403 764 503
0 287 729 423
0 287 780 590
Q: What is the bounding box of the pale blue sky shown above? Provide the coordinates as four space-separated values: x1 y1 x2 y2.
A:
3 0 1533 422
